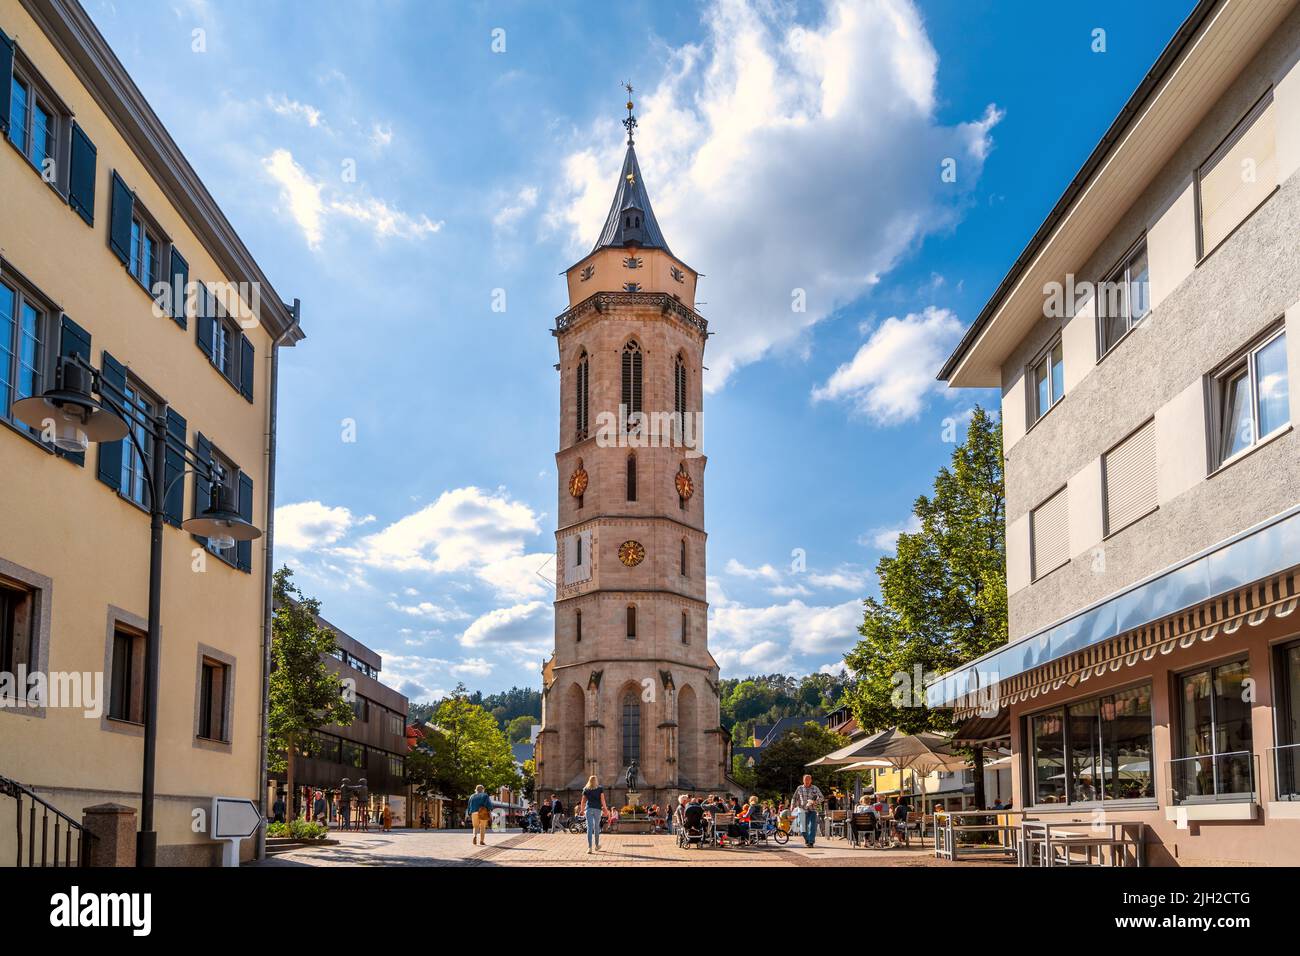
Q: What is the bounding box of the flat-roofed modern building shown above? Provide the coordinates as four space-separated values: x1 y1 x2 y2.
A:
1 0 302 864
268 607 409 828
929 0 1300 865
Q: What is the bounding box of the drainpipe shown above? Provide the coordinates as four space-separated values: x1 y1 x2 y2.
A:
255 298 300 861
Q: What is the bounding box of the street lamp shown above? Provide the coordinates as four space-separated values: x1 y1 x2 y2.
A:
13 354 262 867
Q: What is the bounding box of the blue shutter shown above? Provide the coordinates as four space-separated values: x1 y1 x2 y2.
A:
168 248 188 329
56 316 92 467
236 472 254 572
95 351 126 490
191 432 212 546
68 123 97 226
195 284 214 358
0 29 14 138
108 172 133 264
238 333 254 402
163 408 186 526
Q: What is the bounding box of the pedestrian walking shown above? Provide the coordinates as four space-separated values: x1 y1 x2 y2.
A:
792 774 825 847
468 785 496 846
580 775 609 854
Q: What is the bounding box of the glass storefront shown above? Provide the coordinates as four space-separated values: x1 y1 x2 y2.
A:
1026 683 1153 806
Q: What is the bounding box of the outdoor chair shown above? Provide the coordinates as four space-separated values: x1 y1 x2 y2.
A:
710 811 735 846
849 811 878 847
827 809 848 840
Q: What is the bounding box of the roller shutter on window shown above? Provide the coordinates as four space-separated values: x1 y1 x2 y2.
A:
1104 420 1157 535
1199 94 1276 254
1031 488 1069 580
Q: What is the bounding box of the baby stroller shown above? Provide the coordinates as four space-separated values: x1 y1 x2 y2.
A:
675 804 711 849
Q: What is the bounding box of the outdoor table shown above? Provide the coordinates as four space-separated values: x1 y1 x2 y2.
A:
1019 820 1145 867
934 810 1024 862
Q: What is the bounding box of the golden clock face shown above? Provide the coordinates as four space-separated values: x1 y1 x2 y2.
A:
675 469 694 500
568 467 588 498
618 540 646 567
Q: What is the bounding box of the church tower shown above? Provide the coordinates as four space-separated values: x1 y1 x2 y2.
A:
535 91 733 809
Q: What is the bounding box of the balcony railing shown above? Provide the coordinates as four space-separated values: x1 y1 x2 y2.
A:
1269 743 1300 802
1166 751 1257 805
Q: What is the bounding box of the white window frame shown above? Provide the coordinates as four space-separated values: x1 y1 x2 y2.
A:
119 374 159 508
0 274 55 437
7 52 72 190
1209 322 1290 472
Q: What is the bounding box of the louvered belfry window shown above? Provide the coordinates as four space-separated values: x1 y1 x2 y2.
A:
576 350 589 441
1104 420 1157 535
1031 487 1069 581
622 340 642 431
674 353 687 440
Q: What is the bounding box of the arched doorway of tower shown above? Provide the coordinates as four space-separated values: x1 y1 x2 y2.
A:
678 683 698 788
561 682 585 786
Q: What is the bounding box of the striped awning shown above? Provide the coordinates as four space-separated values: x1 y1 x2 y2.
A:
945 570 1298 718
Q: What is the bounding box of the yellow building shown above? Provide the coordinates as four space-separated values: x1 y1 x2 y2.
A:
1 0 302 865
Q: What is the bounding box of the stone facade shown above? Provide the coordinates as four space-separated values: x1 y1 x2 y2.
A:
535 144 734 810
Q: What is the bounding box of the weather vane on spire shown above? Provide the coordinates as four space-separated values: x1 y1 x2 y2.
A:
623 80 637 146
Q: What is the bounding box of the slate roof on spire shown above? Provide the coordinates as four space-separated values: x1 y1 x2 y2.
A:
591 143 673 255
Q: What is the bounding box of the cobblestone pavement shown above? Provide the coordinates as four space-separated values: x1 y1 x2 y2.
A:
252 829 1007 867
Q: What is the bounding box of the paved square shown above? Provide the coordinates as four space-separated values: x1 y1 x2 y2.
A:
253 829 1006 867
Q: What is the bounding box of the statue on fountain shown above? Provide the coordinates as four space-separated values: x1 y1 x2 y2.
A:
624 759 639 793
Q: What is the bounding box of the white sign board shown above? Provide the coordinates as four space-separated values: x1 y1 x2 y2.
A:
211 797 262 867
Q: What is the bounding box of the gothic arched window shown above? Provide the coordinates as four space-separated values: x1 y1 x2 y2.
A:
626 604 637 640
626 454 637 502
622 340 642 432
621 691 641 766
575 349 589 441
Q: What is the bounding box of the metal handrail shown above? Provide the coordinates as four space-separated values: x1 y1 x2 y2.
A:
1268 743 1300 801
0 774 95 867
1166 750 1257 804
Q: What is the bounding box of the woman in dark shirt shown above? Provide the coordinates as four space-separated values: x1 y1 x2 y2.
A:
580 775 609 854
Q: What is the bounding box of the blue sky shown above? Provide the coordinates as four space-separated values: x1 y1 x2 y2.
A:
86 0 1194 702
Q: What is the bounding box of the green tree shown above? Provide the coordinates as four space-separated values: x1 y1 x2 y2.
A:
843 407 1006 804
422 684 520 805
266 567 355 822
752 721 846 800
505 714 538 743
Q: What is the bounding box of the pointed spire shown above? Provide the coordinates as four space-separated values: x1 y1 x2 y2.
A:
591 83 672 255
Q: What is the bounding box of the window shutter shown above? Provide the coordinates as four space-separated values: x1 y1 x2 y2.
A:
238 333 254 402
1200 95 1277 254
57 315 92 467
108 172 133 265
95 351 127 490
68 123 97 226
1031 487 1069 580
163 408 186 527
168 247 188 328
0 29 12 138
236 472 254 571
1103 420 1157 535
195 284 214 358
191 432 211 546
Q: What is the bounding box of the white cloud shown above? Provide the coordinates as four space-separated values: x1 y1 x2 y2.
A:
386 600 468 623
263 149 325 248
266 94 325 128
276 500 374 550
459 601 553 656
812 306 963 423
724 558 782 582
863 514 922 551
351 486 541 575
806 566 871 592
552 0 1000 390
450 657 494 678
493 185 539 232
262 148 442 248
476 552 553 601
370 122 393 149
710 596 863 674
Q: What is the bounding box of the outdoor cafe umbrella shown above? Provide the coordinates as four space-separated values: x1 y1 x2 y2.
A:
805 727 900 768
